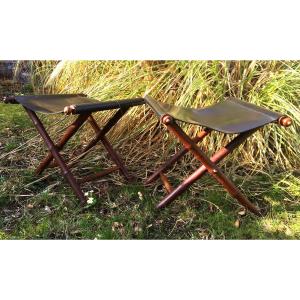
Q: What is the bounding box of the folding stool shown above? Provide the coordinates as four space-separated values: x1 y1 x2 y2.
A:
144 95 292 215
3 94 145 203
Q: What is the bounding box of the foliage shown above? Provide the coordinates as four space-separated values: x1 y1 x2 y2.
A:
31 60 300 171
1 74 300 239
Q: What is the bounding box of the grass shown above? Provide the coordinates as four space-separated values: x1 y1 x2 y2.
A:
1 98 300 239
1 61 300 239
30 60 300 171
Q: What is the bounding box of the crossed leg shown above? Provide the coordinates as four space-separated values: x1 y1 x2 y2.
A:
36 113 90 175
25 108 87 203
149 114 261 215
36 107 131 177
146 128 212 185
26 107 133 204
86 114 132 180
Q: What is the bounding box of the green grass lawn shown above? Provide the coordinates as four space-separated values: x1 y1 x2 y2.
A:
0 103 300 239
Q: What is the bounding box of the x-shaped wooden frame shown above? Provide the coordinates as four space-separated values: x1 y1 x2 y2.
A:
25 106 132 204
146 114 262 215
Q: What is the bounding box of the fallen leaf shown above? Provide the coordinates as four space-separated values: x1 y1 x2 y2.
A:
112 222 125 234
238 210 246 216
285 227 292 236
234 219 240 228
133 222 142 233
44 206 51 213
155 219 163 225
137 191 143 201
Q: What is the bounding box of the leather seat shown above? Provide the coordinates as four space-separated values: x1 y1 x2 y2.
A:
145 95 283 134
11 94 145 114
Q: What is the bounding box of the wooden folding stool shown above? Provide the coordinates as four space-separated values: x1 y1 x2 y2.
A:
3 94 145 203
144 96 292 215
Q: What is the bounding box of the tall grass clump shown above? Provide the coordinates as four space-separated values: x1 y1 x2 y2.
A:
30 60 300 172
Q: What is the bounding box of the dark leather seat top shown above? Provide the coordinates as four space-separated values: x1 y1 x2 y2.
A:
10 94 284 134
144 96 283 134
13 94 145 114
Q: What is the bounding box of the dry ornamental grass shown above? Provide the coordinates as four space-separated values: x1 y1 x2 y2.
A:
28 60 300 174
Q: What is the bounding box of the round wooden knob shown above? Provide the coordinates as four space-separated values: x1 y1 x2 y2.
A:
63 105 76 115
2 96 17 104
161 114 173 124
278 116 292 127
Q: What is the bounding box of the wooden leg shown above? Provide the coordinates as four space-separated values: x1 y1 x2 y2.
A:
87 115 132 180
158 115 261 215
79 108 129 157
25 108 86 204
157 128 258 210
36 114 90 175
146 128 211 184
